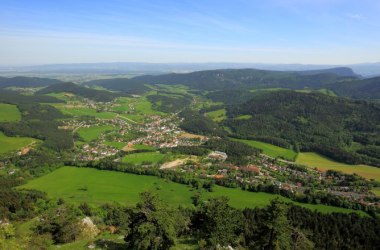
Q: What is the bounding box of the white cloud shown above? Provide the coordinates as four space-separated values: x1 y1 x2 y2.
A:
346 13 364 20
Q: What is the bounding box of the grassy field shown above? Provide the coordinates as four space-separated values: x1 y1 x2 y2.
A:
122 152 165 164
0 132 36 155
104 141 126 149
235 114 252 120
0 103 21 122
296 152 380 181
20 167 366 215
77 125 116 142
205 108 227 122
231 138 297 161
372 187 380 196
52 104 117 119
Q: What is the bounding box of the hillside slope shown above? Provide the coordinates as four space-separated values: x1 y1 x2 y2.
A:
85 78 149 94
224 91 380 166
327 77 380 100
37 82 122 102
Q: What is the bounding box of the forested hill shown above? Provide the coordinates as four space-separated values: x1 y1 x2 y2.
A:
85 78 150 94
131 68 356 91
37 82 123 102
0 76 63 88
327 76 380 100
0 90 73 151
294 67 358 77
224 91 380 166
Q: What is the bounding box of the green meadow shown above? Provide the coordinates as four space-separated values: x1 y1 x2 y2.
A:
52 104 116 119
205 108 227 122
77 125 116 142
235 114 252 120
104 141 126 149
296 152 380 182
231 138 297 161
0 103 21 122
372 187 380 196
20 166 366 215
0 132 36 155
122 152 166 164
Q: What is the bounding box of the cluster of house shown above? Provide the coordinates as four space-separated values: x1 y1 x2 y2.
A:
76 143 119 161
129 115 204 148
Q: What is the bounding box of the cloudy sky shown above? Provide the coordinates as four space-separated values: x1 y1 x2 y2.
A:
1 0 379 65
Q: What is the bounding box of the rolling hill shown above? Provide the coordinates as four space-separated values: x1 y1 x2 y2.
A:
0 76 62 88
131 68 356 91
327 76 380 100
224 91 380 166
37 82 123 102
85 78 150 94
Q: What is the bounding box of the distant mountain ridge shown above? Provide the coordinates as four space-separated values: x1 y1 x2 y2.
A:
85 78 149 94
2 62 379 76
127 68 357 91
0 76 63 88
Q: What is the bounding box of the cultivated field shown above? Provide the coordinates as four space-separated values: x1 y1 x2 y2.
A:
20 166 366 215
232 138 297 161
0 132 36 155
0 103 21 122
122 152 166 164
296 152 380 181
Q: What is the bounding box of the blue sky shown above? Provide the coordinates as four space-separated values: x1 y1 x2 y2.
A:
0 0 379 65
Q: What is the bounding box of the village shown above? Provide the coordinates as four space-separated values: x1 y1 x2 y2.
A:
57 96 380 210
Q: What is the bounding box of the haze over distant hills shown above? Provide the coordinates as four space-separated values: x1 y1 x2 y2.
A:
1 62 380 77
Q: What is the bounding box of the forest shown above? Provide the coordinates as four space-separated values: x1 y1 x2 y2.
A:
224 91 380 166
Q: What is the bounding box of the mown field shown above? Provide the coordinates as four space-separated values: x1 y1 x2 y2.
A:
0 103 21 122
122 152 165 164
0 132 36 155
231 138 297 161
296 152 380 182
20 166 366 215
77 125 116 142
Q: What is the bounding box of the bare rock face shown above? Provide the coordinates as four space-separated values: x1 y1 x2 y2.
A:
81 217 99 239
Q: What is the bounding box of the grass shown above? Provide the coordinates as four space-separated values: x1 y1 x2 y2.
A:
296 88 337 96
0 132 36 155
235 114 252 120
77 125 116 142
250 88 288 92
122 152 165 164
205 109 227 122
296 152 380 181
231 138 297 161
20 167 366 215
372 187 380 196
104 141 126 149
0 103 21 122
52 104 117 119
135 96 165 115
